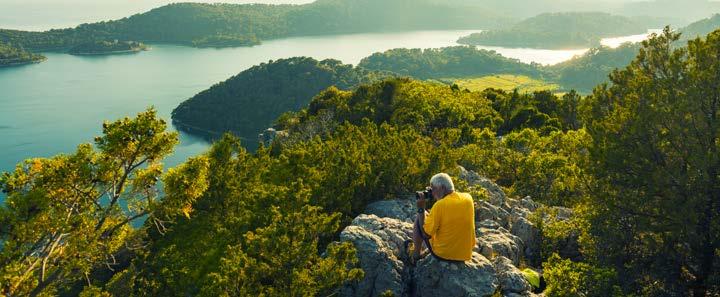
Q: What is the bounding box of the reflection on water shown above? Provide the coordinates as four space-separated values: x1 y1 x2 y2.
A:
600 29 664 48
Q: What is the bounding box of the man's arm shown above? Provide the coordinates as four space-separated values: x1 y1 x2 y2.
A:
422 203 440 238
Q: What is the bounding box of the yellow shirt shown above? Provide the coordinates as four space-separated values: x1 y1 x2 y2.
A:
423 191 476 261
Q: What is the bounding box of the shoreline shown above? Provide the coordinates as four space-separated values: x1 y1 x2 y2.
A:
0 57 46 67
69 48 149 56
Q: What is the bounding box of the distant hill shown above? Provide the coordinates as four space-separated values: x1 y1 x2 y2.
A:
0 3 292 51
544 16 720 92
0 0 510 52
680 14 720 40
547 42 641 92
171 57 391 140
457 12 648 49
357 46 544 79
0 42 45 67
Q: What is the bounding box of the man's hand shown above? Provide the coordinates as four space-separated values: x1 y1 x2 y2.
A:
416 197 426 209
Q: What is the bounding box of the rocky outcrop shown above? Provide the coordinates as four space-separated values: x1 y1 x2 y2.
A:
339 215 412 297
459 166 507 206
510 212 541 266
340 168 567 296
493 256 532 296
364 198 416 223
476 200 510 229
476 227 524 266
414 252 498 297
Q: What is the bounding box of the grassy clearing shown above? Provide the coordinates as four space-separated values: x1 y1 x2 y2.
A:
450 74 561 93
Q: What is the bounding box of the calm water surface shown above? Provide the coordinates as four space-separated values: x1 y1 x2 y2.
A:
0 30 655 201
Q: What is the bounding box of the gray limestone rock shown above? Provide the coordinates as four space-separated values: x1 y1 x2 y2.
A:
364 198 417 223
476 227 524 266
414 252 499 297
493 256 532 295
339 216 411 297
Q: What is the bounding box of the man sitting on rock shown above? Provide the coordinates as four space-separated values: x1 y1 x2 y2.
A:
410 173 476 263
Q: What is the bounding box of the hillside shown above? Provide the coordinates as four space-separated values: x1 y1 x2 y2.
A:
0 0 510 52
0 41 45 67
457 12 648 49
171 57 390 140
547 42 641 92
357 46 544 79
680 13 720 40
3 29 720 296
545 17 720 92
173 46 551 141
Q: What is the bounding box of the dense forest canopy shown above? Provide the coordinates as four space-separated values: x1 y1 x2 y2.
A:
171 57 390 141
172 46 554 141
357 46 543 79
0 41 45 66
457 12 649 49
546 42 641 92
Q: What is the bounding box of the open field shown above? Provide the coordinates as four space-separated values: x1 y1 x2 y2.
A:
450 74 560 93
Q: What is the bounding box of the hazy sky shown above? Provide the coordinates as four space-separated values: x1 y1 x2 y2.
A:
0 0 315 30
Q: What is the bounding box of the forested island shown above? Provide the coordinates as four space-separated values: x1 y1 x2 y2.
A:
3 28 720 296
457 12 649 49
357 46 543 79
0 41 45 66
68 40 149 55
172 57 391 140
0 0 511 52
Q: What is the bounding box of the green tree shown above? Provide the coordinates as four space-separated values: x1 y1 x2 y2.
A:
582 27 720 295
543 253 621 297
0 108 207 296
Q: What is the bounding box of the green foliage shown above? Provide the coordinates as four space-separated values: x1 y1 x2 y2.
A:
521 268 540 289
582 27 720 295
201 206 362 297
358 46 543 79
277 122 456 216
79 285 112 297
125 134 367 296
451 74 560 93
0 108 185 296
172 57 390 141
457 128 591 206
548 43 641 92
0 41 45 66
543 253 621 297
68 40 148 55
458 12 648 49
301 78 502 136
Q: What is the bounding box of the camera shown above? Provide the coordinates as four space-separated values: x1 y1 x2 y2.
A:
415 187 433 200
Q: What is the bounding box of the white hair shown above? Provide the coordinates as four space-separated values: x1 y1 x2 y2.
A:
430 173 454 192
